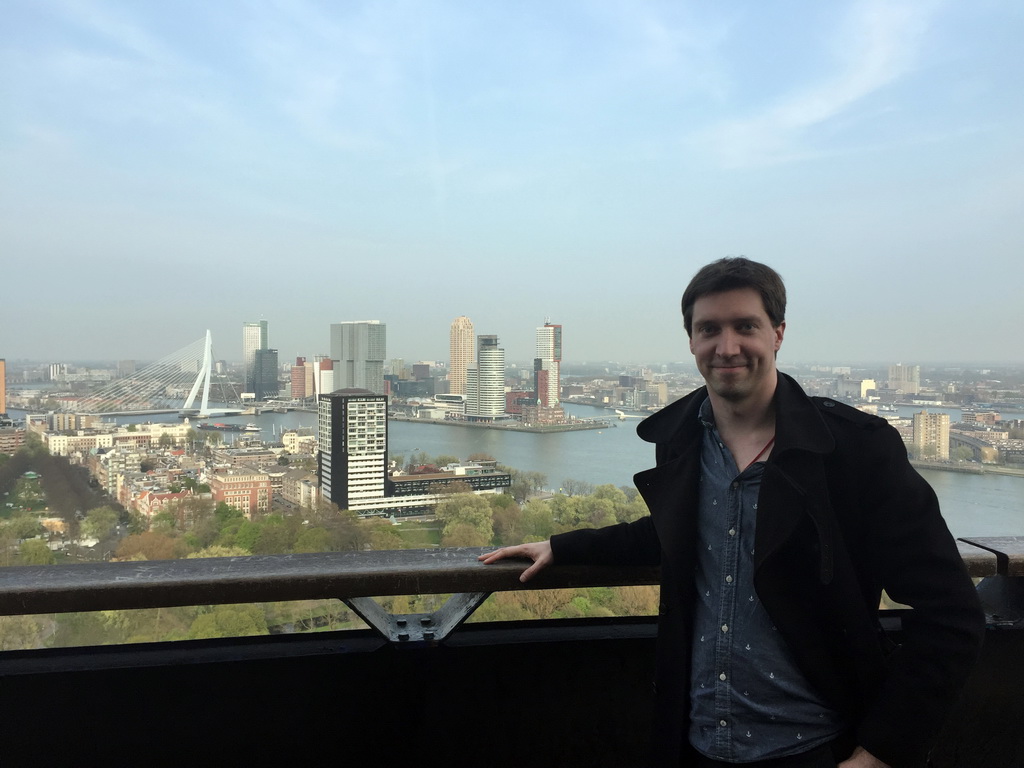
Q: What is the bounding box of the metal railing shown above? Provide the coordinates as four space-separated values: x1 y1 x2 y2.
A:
0 537 1015 645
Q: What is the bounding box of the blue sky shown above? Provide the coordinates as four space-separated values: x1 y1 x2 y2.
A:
2 0 1022 367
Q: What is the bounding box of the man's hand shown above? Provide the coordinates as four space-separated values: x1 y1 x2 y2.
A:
838 747 891 768
477 541 553 582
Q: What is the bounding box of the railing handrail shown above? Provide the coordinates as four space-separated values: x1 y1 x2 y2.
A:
0 547 659 616
0 538 1009 618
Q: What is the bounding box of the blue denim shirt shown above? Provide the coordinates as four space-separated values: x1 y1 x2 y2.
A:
689 398 844 762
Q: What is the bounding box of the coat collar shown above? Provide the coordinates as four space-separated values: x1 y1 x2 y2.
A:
636 371 835 457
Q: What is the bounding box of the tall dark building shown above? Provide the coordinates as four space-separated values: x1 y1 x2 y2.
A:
253 348 279 400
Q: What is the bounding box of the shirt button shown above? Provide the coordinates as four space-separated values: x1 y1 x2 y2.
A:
721 624 729 632
731 482 738 490
726 575 733 583
728 528 736 536
719 673 727 681
720 720 727 727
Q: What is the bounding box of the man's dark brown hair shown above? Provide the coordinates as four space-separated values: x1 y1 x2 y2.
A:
681 257 787 337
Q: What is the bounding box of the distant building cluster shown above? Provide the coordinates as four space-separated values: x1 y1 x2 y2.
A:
3 314 1023 533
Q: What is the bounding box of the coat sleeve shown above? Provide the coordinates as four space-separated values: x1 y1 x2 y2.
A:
853 422 985 767
550 516 661 567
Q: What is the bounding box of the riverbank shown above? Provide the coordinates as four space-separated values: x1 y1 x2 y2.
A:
388 414 614 433
910 460 1024 478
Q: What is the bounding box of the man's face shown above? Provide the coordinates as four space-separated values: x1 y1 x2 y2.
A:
688 288 785 404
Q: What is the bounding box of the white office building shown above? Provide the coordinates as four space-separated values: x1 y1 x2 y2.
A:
465 335 506 420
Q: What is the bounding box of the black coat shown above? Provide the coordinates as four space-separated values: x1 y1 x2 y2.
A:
551 372 984 768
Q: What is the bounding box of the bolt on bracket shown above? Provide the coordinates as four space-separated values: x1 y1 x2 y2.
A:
344 591 492 645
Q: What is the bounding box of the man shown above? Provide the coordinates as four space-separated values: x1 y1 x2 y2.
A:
480 258 984 768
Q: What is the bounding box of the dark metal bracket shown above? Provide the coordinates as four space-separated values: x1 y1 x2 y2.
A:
344 592 492 645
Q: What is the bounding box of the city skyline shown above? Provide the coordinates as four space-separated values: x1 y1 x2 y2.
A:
3 2 1023 365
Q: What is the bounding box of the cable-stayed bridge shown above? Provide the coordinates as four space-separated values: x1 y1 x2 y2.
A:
67 331 244 418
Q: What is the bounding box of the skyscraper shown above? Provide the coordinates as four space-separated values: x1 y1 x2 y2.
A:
330 321 386 395
534 321 562 408
449 316 474 396
318 388 390 512
243 320 268 394
0 358 6 415
465 335 506 420
253 348 279 400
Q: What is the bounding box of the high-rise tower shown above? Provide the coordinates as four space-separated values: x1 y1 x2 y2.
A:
465 335 506 420
330 321 386 395
242 320 268 394
318 388 390 512
534 321 562 408
449 316 474 396
253 348 279 400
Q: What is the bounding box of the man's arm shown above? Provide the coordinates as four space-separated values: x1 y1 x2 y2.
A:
478 516 661 581
853 423 985 766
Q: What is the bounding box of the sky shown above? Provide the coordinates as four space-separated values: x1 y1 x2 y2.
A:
2 0 1023 368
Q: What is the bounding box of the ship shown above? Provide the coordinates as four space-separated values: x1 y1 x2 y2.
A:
196 422 247 432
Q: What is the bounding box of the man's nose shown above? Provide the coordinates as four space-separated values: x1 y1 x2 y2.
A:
717 329 741 357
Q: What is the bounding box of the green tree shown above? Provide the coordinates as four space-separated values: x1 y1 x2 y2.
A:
19 538 55 565
233 520 262 553
115 531 183 561
435 493 494 546
215 501 244 525
6 514 45 540
51 612 111 647
0 615 46 651
442 521 491 547
520 499 556 541
561 478 595 497
362 518 406 550
81 506 119 541
292 527 331 553
250 515 301 555
187 605 268 639
577 496 616 528
491 498 525 545
953 446 973 462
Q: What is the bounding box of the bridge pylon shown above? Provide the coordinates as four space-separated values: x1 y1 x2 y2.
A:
182 330 214 417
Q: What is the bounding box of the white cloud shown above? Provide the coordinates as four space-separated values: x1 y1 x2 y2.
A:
700 0 939 168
